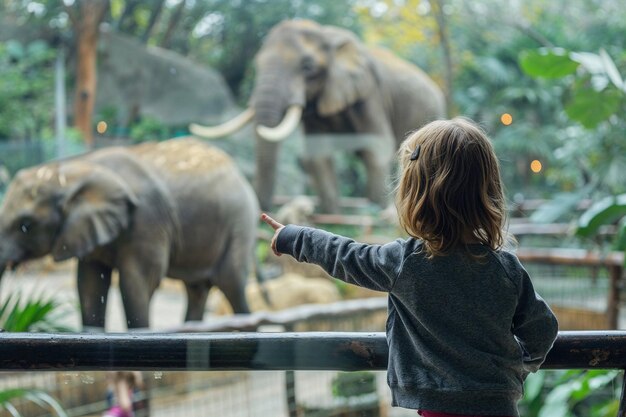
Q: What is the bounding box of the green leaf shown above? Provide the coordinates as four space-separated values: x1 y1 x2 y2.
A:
538 401 570 417
0 388 67 417
615 218 626 251
569 370 618 402
565 87 622 129
570 51 605 74
530 190 590 223
599 49 624 91
519 48 579 79
576 194 626 238
0 291 74 332
523 371 545 402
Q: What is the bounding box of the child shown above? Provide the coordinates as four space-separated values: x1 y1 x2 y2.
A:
261 117 558 417
102 371 144 417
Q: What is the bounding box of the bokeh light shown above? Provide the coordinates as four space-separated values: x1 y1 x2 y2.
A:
530 160 542 173
500 113 513 126
96 121 108 134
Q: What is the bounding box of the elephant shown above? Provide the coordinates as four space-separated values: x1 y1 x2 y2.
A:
190 19 446 213
0 138 260 330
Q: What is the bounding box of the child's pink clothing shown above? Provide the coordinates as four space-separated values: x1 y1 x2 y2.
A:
418 411 513 417
102 405 133 417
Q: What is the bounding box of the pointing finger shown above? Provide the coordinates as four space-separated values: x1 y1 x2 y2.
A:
261 213 284 230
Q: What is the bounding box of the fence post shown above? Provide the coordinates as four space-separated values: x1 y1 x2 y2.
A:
284 323 299 417
608 265 622 329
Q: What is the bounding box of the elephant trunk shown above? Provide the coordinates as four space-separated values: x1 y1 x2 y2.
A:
252 68 304 140
251 67 305 208
257 105 302 142
254 138 280 211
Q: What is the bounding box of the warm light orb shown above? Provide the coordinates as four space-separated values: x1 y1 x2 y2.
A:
500 113 513 126
96 121 108 134
530 159 542 173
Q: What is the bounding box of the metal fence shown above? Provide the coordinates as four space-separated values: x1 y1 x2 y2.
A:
1 331 626 417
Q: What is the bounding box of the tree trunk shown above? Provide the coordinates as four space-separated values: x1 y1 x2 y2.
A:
116 0 141 33
142 0 166 43
160 0 186 49
70 0 110 147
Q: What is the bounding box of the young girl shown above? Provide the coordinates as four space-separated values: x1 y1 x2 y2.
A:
262 117 558 417
102 371 144 417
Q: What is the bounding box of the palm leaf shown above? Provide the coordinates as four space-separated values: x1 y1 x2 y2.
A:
530 189 591 223
576 194 626 238
0 388 68 417
0 291 74 332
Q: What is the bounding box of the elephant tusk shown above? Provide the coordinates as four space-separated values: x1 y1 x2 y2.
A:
256 105 303 142
189 108 255 139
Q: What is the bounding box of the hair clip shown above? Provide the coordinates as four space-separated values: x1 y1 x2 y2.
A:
409 145 420 161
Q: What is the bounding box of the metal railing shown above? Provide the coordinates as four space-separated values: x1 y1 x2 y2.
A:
1 331 626 416
0 330 625 371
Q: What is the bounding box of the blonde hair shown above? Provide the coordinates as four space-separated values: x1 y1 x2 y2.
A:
395 117 506 257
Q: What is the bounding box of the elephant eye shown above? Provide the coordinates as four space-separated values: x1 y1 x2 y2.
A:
301 56 318 76
17 216 36 234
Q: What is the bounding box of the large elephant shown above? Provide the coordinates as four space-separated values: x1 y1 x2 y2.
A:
0 138 259 330
190 19 446 213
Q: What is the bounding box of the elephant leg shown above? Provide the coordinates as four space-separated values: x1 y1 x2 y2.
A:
77 261 112 331
117 257 165 329
213 256 251 314
183 282 213 322
299 155 339 213
357 148 392 208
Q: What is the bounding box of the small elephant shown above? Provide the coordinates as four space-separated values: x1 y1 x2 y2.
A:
190 19 446 213
0 138 259 330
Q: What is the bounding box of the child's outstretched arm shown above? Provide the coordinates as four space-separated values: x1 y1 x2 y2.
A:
261 213 404 292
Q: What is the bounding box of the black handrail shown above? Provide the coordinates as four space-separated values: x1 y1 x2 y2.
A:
3 331 626 416
1 331 626 372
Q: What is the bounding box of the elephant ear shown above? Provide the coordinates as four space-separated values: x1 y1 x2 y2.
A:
317 26 376 116
52 165 138 261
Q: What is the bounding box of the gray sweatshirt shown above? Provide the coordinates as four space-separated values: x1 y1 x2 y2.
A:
276 225 558 416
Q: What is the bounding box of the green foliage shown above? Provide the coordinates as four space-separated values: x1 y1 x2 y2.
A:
454 44 567 197
575 194 626 269
519 44 626 226
522 44 626 253
519 48 579 78
129 116 171 143
615 217 626 251
0 40 56 141
0 291 75 332
521 370 620 417
519 47 626 130
575 194 626 240
564 85 622 129
0 291 73 416
331 371 376 398
0 388 68 417
529 188 592 223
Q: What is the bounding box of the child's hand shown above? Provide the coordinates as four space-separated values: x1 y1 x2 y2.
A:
261 213 285 257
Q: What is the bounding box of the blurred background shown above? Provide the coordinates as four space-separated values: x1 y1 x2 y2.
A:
1 1 625 416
